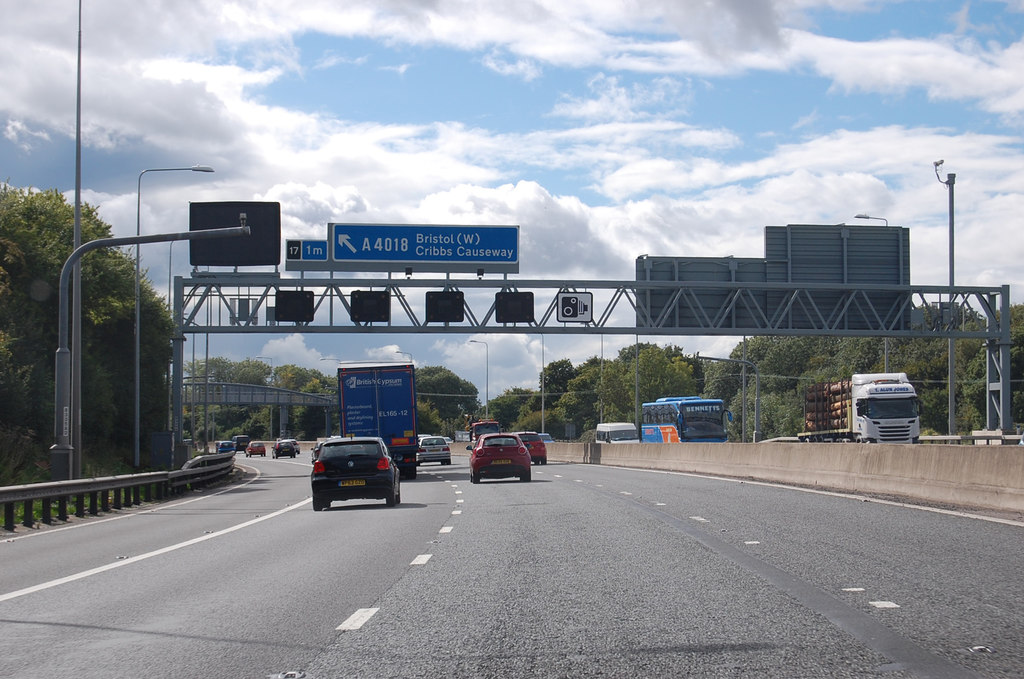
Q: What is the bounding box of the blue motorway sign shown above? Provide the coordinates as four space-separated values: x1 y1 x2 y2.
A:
328 223 519 273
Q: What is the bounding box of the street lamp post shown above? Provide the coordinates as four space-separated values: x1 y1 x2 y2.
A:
934 160 957 437
135 165 214 468
256 356 274 439
854 213 891 370
853 213 888 227
469 340 489 418
52 226 248 479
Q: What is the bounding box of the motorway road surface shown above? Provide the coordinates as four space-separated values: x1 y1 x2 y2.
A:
1 455 1022 678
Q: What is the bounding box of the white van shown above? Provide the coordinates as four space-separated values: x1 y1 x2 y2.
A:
596 422 639 443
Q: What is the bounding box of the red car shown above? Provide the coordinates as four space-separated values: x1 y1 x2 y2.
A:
512 431 547 465
469 433 531 484
245 441 266 457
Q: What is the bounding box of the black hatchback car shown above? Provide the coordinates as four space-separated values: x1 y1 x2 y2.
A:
311 437 401 511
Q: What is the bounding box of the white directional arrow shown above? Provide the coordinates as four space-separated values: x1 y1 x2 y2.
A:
336 233 357 254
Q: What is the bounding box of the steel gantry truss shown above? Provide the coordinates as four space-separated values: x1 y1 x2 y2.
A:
170 273 1012 445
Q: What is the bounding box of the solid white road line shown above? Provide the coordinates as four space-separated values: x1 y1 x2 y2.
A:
0 497 310 603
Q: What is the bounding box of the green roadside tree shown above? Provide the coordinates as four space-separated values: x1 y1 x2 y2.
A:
1 185 173 481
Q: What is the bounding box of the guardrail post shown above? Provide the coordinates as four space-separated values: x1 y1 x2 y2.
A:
22 499 34 528
4 502 14 532
59 495 69 522
42 497 53 525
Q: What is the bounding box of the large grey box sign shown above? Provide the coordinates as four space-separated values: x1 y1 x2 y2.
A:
190 201 281 266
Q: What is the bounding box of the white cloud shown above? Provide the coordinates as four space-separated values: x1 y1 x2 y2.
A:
3 120 50 151
7 1 1024 401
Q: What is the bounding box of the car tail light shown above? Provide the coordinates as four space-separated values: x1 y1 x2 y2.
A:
313 460 325 474
377 457 390 470
442 446 450 452
520 447 528 455
417 447 425 453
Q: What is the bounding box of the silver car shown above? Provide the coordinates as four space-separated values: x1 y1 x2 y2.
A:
417 436 451 465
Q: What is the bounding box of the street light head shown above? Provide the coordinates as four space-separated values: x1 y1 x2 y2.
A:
933 159 944 168
854 213 869 219
191 165 215 173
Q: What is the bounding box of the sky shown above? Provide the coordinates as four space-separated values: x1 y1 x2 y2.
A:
3 0 1024 403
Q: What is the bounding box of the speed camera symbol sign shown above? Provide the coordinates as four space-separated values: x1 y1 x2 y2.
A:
557 292 593 323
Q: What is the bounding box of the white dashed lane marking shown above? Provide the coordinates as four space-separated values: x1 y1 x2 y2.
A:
337 607 379 631
411 554 432 565
439 526 453 533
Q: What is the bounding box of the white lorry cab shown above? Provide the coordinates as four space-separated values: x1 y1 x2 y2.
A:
596 422 639 443
850 373 920 443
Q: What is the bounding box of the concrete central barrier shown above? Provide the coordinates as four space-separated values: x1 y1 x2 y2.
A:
545 441 1024 514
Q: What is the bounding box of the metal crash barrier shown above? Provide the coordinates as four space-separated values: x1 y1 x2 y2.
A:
1 452 236 532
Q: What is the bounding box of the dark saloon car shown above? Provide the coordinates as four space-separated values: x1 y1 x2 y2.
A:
273 438 298 458
512 431 547 465
311 437 401 510
469 433 532 484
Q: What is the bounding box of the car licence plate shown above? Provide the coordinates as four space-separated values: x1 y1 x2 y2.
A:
492 459 511 465
339 479 366 487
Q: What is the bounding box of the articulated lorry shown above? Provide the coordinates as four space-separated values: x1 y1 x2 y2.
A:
798 372 920 443
337 363 419 478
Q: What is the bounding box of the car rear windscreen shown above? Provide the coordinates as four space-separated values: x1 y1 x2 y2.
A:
321 443 381 459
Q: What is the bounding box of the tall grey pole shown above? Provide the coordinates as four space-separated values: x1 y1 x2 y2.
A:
741 338 748 443
71 0 83 479
947 173 956 438
51 227 249 479
469 340 489 417
634 337 640 431
257 356 275 438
